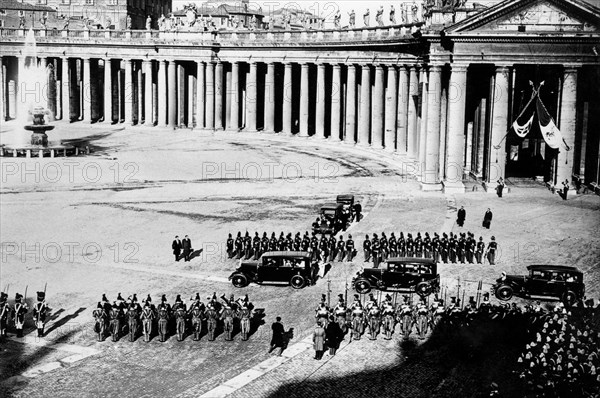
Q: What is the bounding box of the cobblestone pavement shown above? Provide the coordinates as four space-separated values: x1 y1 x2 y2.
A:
1 123 598 397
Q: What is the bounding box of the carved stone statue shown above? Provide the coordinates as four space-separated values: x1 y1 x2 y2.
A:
184 4 197 27
126 15 132 30
363 9 370 27
390 6 396 24
376 6 384 26
40 13 48 29
158 14 165 30
146 15 152 30
19 15 25 29
412 2 419 23
334 11 341 29
105 16 111 30
348 10 355 28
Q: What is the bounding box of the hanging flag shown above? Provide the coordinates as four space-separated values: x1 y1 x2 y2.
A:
536 97 566 150
512 114 534 138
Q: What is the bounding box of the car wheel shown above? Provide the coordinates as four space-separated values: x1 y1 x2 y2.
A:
562 290 577 307
495 285 513 301
355 279 372 294
416 282 432 297
290 275 306 289
231 274 248 288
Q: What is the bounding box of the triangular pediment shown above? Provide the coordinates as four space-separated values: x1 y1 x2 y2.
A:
447 0 600 33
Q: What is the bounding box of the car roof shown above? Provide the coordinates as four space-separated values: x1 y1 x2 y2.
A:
526 264 582 274
387 257 437 265
262 251 311 259
336 194 354 201
321 203 342 210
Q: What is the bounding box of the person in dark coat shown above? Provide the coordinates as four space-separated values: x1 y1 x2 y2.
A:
313 320 326 360
269 316 284 356
182 235 192 261
325 316 343 356
482 208 493 229
496 178 505 198
457 206 466 227
172 236 182 261
353 202 362 222
560 179 569 200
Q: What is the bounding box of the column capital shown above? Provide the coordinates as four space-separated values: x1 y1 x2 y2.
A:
494 64 511 72
563 66 579 74
450 64 469 73
428 64 444 73
331 63 342 69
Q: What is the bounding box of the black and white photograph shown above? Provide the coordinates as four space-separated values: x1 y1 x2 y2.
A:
1 0 599 397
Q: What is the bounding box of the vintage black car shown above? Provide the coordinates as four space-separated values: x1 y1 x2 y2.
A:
229 251 318 289
336 194 355 220
493 265 585 306
312 203 346 235
352 257 440 296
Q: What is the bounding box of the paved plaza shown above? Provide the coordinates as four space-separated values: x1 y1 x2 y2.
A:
1 120 599 397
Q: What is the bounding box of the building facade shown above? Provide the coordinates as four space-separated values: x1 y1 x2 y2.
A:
0 0 599 190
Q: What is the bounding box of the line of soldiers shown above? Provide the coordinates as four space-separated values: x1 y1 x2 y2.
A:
227 231 357 262
0 291 49 338
92 292 256 343
363 232 498 266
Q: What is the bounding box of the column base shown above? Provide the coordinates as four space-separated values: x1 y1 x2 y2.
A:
261 130 276 134
224 128 240 133
420 182 443 192
371 145 384 150
442 180 466 194
243 129 258 133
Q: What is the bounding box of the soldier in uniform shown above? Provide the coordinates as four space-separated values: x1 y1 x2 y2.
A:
277 232 285 251
33 291 49 337
221 300 235 341
381 294 396 340
327 235 336 262
476 236 485 264
486 236 498 265
345 235 356 262
294 232 302 251
244 232 253 259
440 233 449 263
261 233 270 256
350 296 365 340
109 302 122 342
233 232 243 259
414 232 423 258
423 232 432 259
363 234 372 262
92 302 107 341
371 234 381 268
380 232 389 261
405 233 414 257
140 300 155 342
252 232 261 260
367 297 381 340
465 233 475 264
432 233 440 262
415 298 429 339
430 297 445 329
239 301 252 341
333 294 348 333
315 295 330 328
319 235 329 262
269 232 278 252
457 233 466 263
206 300 219 341
126 300 140 342
398 232 406 257
389 233 397 258
302 232 310 252
336 236 346 262
157 295 170 342
448 233 456 263
398 296 413 340
226 233 235 258
11 293 27 338
0 292 10 337
174 296 187 341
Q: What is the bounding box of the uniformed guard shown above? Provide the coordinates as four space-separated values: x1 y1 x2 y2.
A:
206 301 219 341
116 292 126 309
277 232 285 251
440 233 449 263
346 235 356 261
457 233 466 263
363 234 372 262
399 296 413 340
486 236 498 265
244 232 253 260
286 233 294 251
367 298 381 340
430 297 445 329
261 233 270 256
12 293 28 338
465 233 475 264
0 292 10 337
416 298 429 339
333 294 348 333
174 297 187 341
294 232 302 251
221 301 235 341
310 233 320 261
252 232 261 260
92 302 107 341
328 235 337 262
302 232 311 252
189 300 204 341
449 233 457 263
371 234 381 268
227 233 235 259
389 233 397 258
239 301 252 341
109 302 122 342
350 296 365 340
33 291 49 337
336 236 346 262
432 233 440 262
140 300 155 342
380 232 389 261
235 232 244 259
315 295 330 327
405 233 414 257
365 293 378 310
269 232 278 252
157 295 170 342
319 235 329 262
414 232 423 258
381 294 396 340
126 301 139 342
398 232 406 257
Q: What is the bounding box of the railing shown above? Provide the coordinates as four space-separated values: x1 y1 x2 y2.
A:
0 23 424 46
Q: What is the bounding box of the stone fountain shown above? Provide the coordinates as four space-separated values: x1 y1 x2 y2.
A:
24 106 54 146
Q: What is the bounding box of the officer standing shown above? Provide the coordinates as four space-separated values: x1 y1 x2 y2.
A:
371 234 381 268
380 233 389 261
432 233 440 262
336 236 346 262
33 291 49 337
486 236 498 265
12 293 28 338
423 232 432 259
157 295 170 342
405 233 414 257
449 233 457 264
0 292 10 337
235 232 244 259
140 300 155 342
440 233 449 263
226 234 234 259
252 232 261 259
353 201 362 222
363 235 372 262
346 235 355 261
457 233 466 264
476 236 485 264
328 235 337 262
398 232 406 257
389 233 397 258
415 233 423 258
457 206 466 227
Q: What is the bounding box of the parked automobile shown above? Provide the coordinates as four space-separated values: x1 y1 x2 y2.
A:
493 265 585 306
312 203 345 235
352 257 440 296
229 251 318 289
336 194 355 221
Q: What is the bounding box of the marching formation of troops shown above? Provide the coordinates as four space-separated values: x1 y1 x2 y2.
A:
0 290 49 339
92 292 256 343
362 231 498 267
227 231 357 263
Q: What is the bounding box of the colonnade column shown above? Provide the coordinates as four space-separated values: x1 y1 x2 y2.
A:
384 65 398 151
396 65 409 154
144 60 153 125
244 61 257 132
282 62 292 135
444 65 468 192
557 67 578 185
418 68 429 172
61 57 70 122
264 62 275 133
229 61 239 131
330 63 342 141
215 61 224 130
315 63 326 139
124 59 133 125
406 66 418 158
358 64 371 146
167 59 177 128
344 64 357 144
82 58 91 122
372 64 385 149
196 61 205 129
488 66 510 184
17 56 25 120
299 63 310 137
0 57 4 121
103 59 112 123
205 61 214 130
422 65 442 189
157 60 167 127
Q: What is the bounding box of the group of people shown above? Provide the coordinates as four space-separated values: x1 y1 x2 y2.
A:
516 301 600 397
226 231 357 263
171 235 193 262
92 292 256 343
362 232 499 266
457 206 494 229
0 291 49 339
